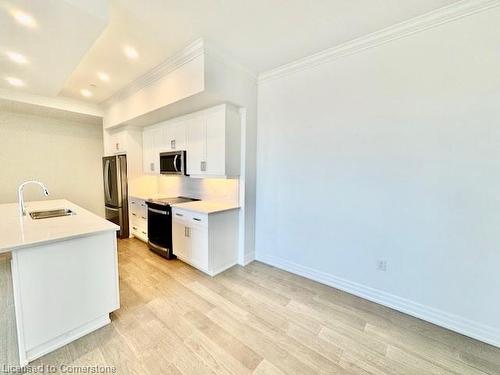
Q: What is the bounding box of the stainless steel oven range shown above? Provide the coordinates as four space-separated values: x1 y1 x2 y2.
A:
146 197 198 259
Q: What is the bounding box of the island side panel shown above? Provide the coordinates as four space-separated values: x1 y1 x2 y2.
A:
11 231 119 364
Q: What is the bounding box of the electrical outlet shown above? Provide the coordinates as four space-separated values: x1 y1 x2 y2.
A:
377 260 387 272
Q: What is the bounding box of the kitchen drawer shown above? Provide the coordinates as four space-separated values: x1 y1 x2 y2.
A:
172 208 208 227
131 225 148 241
130 208 147 223
130 198 147 219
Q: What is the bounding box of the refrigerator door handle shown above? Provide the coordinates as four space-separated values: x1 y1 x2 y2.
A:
104 159 112 202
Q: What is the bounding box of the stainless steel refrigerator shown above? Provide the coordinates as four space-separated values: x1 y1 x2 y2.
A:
103 155 129 238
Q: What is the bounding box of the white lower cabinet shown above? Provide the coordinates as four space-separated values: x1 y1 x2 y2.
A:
129 197 148 241
172 215 189 259
172 207 239 276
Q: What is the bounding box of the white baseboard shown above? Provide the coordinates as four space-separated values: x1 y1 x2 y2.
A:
25 314 111 366
256 253 500 348
242 251 255 266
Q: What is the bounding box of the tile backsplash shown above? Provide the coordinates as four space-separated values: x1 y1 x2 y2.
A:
158 176 240 206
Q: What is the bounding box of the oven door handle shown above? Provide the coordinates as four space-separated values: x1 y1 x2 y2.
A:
148 207 168 215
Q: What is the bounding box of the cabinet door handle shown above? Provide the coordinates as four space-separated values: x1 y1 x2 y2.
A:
176 213 183 217
193 218 201 222
171 139 176 149
141 216 147 220
132 226 138 230
115 142 119 151
150 162 155 171
132 213 137 216
142 231 147 235
200 161 206 172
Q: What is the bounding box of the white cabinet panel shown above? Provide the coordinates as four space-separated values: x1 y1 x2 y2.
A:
172 215 189 260
205 109 226 176
189 224 208 271
186 116 205 175
167 121 187 151
142 127 160 174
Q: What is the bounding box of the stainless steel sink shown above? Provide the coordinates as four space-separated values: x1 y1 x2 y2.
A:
29 209 75 220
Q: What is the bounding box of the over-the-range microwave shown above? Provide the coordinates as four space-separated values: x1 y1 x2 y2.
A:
160 151 187 175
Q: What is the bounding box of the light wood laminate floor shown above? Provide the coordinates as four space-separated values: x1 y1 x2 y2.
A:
1 238 499 374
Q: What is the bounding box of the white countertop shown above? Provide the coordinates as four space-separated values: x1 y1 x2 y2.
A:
128 193 166 201
0 199 119 253
172 201 240 214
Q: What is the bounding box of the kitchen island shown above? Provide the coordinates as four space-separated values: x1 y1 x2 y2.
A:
0 199 120 366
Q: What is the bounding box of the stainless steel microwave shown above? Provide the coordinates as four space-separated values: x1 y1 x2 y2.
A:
160 151 186 175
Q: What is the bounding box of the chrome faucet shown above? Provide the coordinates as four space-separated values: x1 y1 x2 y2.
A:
18 180 50 216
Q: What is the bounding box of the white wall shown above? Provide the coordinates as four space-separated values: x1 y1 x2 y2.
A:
0 110 105 216
256 8 500 346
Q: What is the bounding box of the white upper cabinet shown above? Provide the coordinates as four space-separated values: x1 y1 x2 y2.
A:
142 127 160 174
156 120 187 153
186 104 241 178
104 128 143 178
167 121 187 151
186 116 205 175
106 130 127 154
142 103 241 178
204 108 226 176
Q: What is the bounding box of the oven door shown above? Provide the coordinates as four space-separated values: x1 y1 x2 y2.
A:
147 204 172 251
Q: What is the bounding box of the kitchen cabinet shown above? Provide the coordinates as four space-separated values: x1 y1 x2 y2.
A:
185 116 205 175
106 130 127 154
165 120 187 152
129 196 148 241
156 121 186 153
104 127 143 178
172 207 239 276
186 104 241 178
142 127 161 174
141 103 241 178
172 214 189 259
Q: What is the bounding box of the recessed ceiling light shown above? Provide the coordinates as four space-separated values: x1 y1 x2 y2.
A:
97 72 110 82
81 89 92 97
11 10 36 28
5 77 25 87
6 51 28 64
124 46 138 59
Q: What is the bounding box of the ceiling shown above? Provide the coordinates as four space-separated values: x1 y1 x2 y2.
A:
4 0 461 103
0 0 108 96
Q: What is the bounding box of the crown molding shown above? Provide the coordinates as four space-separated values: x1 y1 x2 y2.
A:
259 0 500 84
102 38 205 107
